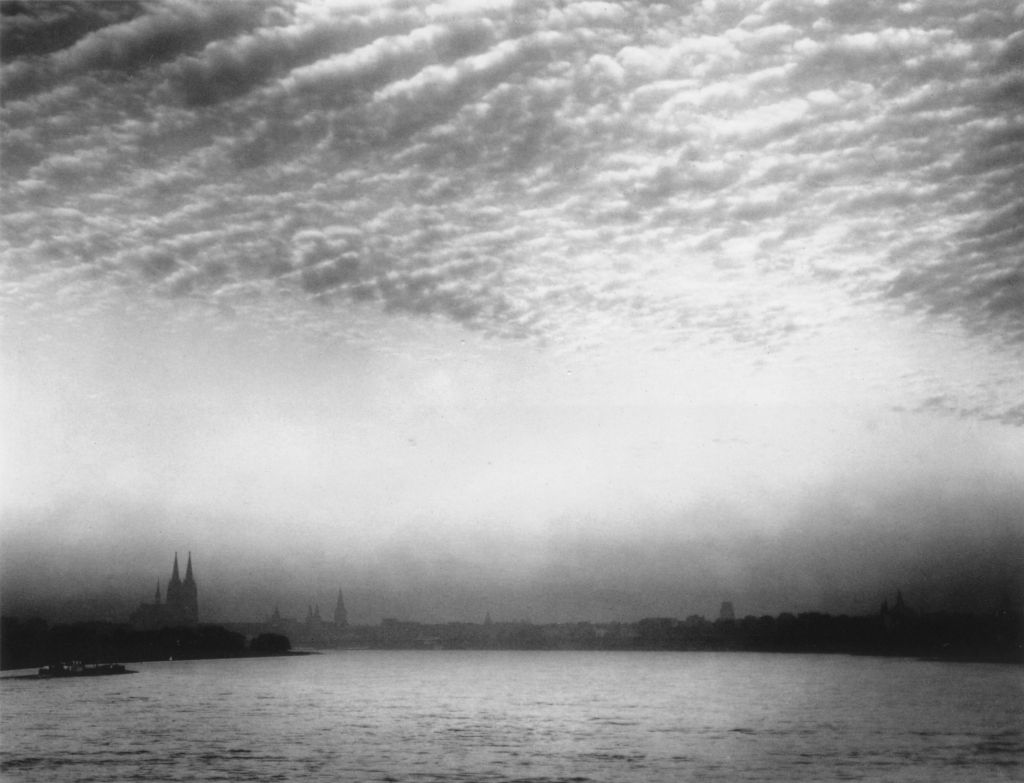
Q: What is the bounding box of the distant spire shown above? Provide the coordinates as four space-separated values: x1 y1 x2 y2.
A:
169 553 182 587
334 588 348 628
179 551 198 624
154 580 161 604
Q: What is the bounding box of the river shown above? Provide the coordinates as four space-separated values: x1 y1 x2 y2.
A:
1 650 1021 781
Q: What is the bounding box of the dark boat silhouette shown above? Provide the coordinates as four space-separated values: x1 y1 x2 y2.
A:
36 661 133 678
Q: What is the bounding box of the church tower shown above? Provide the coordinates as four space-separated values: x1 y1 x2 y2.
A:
130 554 198 629
166 553 183 609
333 588 348 628
182 552 198 624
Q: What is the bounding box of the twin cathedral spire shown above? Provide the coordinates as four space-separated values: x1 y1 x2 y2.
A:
131 552 198 628
134 553 348 637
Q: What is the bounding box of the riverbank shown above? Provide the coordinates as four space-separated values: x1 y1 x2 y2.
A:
0 618 307 671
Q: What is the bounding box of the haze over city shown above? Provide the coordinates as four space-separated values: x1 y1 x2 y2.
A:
2 0 1022 625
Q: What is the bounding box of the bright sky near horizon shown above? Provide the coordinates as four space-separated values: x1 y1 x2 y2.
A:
1 0 1022 622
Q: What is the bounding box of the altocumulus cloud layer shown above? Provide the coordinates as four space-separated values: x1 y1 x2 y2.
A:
2 0 1024 621
4 1 1023 365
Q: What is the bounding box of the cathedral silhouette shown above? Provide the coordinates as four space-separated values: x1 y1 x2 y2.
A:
130 553 199 629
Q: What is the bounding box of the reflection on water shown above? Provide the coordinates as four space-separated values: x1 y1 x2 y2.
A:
1 651 1021 782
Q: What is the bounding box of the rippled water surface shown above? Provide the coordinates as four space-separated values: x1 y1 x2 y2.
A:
2 651 1021 782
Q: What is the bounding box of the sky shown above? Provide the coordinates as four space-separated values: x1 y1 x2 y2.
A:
1 0 1023 625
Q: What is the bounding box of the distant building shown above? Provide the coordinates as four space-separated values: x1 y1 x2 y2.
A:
718 601 735 622
263 586 350 647
130 553 199 629
880 590 915 633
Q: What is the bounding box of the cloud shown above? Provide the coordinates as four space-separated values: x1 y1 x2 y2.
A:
170 6 410 106
1 0 1022 424
0 0 143 62
2 1 270 101
276 16 496 97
